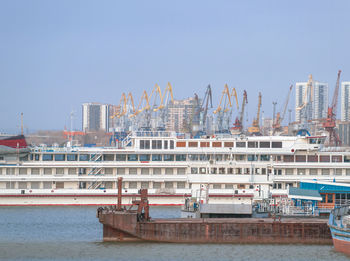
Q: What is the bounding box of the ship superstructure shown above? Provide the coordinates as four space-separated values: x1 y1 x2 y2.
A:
1 131 350 206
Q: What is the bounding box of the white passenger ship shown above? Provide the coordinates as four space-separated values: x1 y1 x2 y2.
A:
0 131 349 206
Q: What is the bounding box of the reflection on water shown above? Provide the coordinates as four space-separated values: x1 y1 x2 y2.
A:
0 206 348 261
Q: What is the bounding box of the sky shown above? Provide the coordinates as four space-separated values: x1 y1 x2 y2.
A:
0 0 349 133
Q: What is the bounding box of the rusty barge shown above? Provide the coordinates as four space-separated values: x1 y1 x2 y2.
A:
97 178 332 244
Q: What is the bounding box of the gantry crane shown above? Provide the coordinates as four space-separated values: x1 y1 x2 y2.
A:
248 92 262 135
110 92 135 119
153 82 174 130
272 85 293 134
231 90 248 133
323 70 342 146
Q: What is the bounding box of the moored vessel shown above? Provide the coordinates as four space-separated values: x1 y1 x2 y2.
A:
328 205 350 256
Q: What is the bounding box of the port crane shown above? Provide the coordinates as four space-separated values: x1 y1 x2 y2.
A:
231 90 248 133
272 85 293 134
296 75 313 136
323 70 342 146
153 82 174 130
248 92 262 135
214 84 239 133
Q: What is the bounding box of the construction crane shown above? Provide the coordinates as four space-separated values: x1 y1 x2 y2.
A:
272 85 293 134
231 90 248 134
248 92 262 135
296 75 313 136
323 70 342 146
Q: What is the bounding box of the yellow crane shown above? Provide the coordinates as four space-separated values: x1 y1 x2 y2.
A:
214 84 232 114
153 82 174 112
110 92 135 119
129 90 150 118
248 92 262 134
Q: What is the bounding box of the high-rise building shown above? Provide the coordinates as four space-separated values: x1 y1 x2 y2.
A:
166 97 200 133
341 82 350 121
295 78 328 122
82 103 109 132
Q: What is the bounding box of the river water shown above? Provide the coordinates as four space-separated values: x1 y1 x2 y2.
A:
0 206 349 261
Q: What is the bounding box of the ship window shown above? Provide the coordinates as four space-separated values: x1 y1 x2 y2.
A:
165 168 173 175
164 155 174 161
321 194 326 203
247 155 258 161
31 182 40 189
56 182 64 189
238 184 246 189
79 182 86 189
141 168 149 175
346 169 350 176
199 167 206 174
332 155 342 163
141 182 149 188
224 142 234 148
297 168 306 175
322 169 330 175
164 140 168 149
320 155 330 162
153 168 161 175
153 182 161 189
18 182 27 189
6 168 15 175
165 182 173 188
176 154 186 161
227 168 234 174
309 169 317 175
103 154 114 161
152 140 162 149
129 182 137 189
236 142 246 148
335 169 342 176
191 168 198 174
236 155 245 161
236 168 242 174
54 154 65 161
42 154 53 161
213 184 221 189
117 168 125 175
44 168 52 175
327 194 333 203
31 168 40 175
19 168 27 175
170 140 174 149
285 169 293 175
43 182 52 189
262 168 266 175
188 142 198 147
177 168 186 175
140 154 150 161
188 154 198 161
104 168 113 175
244 168 250 174
260 155 270 161
344 156 350 162
127 154 138 161
140 140 145 149
219 168 225 174
78 168 86 175
116 154 126 161
225 184 234 189
259 142 270 148
68 168 76 175
177 182 185 189
67 154 77 161
34 154 40 161
56 168 64 175
199 154 210 161
271 142 282 148
248 142 257 148
200 141 210 147
210 168 217 174
283 155 294 162
307 155 318 162
215 154 223 161
152 154 162 161
79 154 89 161
212 142 222 148
295 155 306 162
129 168 137 174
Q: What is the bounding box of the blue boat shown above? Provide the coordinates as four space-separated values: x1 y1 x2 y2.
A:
328 205 350 256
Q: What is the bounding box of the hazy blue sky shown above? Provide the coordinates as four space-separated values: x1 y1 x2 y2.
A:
0 0 349 133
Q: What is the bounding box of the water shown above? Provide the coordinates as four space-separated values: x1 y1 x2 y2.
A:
0 206 349 261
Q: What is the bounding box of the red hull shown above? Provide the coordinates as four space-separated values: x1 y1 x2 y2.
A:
0 135 27 148
333 238 350 256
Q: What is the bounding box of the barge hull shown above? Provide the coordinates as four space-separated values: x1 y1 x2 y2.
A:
99 212 332 244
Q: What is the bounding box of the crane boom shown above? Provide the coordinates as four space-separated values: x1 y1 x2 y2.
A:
248 92 261 134
273 85 293 133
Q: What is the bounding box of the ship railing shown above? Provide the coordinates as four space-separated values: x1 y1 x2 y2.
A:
133 131 176 138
